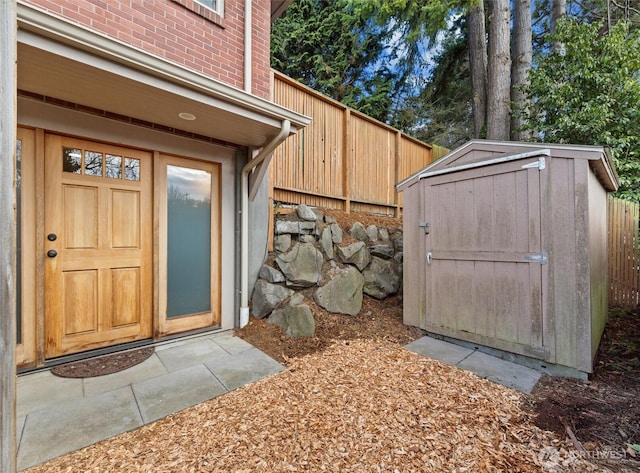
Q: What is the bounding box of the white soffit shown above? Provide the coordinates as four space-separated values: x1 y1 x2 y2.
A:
16 3 310 148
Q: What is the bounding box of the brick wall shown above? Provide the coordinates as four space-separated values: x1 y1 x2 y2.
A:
22 0 272 99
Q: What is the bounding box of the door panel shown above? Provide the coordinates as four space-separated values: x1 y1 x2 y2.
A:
424 160 546 359
45 135 152 358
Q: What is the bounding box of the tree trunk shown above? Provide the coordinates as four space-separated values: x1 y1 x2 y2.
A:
551 0 567 51
468 0 487 139
486 0 511 140
551 0 567 33
510 0 532 141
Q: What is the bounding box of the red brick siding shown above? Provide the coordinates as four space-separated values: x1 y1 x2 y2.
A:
22 0 272 99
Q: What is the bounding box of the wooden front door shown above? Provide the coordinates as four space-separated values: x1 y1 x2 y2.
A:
423 158 547 360
44 135 152 358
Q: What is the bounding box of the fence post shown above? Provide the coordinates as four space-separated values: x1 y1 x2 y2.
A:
394 131 401 217
343 108 351 214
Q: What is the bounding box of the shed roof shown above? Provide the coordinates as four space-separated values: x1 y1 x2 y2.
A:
397 140 619 193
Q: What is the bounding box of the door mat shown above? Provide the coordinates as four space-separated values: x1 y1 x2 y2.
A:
51 346 155 378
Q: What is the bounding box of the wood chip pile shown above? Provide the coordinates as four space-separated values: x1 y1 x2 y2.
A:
26 340 604 472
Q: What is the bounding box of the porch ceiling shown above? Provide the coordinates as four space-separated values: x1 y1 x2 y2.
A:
16 3 310 148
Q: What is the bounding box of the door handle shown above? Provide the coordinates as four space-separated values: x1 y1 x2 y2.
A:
426 252 432 264
47 249 58 258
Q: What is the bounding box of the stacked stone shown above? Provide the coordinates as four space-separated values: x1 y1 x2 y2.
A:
251 204 403 338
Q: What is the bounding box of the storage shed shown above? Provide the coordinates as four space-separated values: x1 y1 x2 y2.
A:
397 140 618 376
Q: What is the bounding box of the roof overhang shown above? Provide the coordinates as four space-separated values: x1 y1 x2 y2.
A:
270 0 293 23
397 139 619 193
17 2 310 148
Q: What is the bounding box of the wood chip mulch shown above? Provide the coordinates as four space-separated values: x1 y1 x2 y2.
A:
25 339 601 472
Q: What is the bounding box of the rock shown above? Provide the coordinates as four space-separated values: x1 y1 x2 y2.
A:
336 241 371 271
275 234 292 252
286 304 316 338
350 222 368 241
366 225 378 242
258 264 285 283
269 294 315 338
312 209 326 222
393 236 403 252
251 280 294 318
363 256 401 299
289 293 305 306
268 308 288 330
296 204 318 221
329 222 343 244
299 235 316 243
394 251 403 264
319 226 334 260
314 266 364 316
379 228 389 241
275 220 316 235
275 242 324 287
324 215 337 224
369 243 394 260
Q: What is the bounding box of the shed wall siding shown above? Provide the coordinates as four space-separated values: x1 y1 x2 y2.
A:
402 184 422 328
546 156 579 369
588 167 608 360
573 159 594 372
21 0 272 99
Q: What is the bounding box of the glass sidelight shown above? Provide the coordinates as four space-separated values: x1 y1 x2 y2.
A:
158 155 221 335
166 165 212 317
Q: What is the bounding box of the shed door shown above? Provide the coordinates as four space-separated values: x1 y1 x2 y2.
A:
44 135 152 358
423 159 546 360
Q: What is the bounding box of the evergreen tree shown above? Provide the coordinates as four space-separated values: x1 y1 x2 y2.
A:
271 0 398 122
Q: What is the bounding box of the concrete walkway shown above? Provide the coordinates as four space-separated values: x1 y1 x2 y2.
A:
16 332 283 471
405 335 542 394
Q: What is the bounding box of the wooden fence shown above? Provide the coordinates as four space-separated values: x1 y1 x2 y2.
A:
608 196 640 308
270 70 449 217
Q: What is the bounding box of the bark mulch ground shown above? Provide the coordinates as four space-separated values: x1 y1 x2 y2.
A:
25 209 640 472
526 308 640 472
26 339 600 472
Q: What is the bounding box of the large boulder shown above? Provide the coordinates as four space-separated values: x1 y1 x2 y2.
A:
314 265 364 316
251 280 294 318
369 243 394 260
275 220 316 235
268 294 315 338
362 256 401 299
349 222 368 241
319 226 334 260
275 242 324 287
329 222 343 244
258 264 286 283
366 225 378 242
296 204 318 221
274 234 292 253
336 241 370 271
